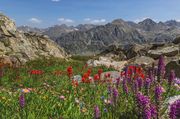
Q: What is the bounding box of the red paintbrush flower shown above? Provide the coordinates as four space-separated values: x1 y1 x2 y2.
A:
83 73 89 79
81 77 86 83
94 74 100 81
98 69 103 77
87 68 92 75
105 73 111 78
30 70 43 75
67 66 73 78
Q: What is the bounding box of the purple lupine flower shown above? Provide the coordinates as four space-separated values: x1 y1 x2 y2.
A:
136 92 152 119
112 88 118 104
157 55 165 79
133 79 139 94
168 70 176 86
174 78 180 85
145 78 151 96
155 85 164 102
144 108 151 119
123 78 128 95
94 105 100 119
169 100 180 119
155 85 165 118
150 104 157 118
19 94 25 108
137 77 143 91
127 77 132 84
148 69 154 83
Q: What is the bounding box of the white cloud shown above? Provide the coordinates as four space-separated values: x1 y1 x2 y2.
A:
84 18 106 24
58 18 74 24
28 18 42 24
51 0 61 2
84 18 91 21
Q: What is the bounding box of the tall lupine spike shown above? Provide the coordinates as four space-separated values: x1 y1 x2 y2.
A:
19 93 25 108
136 92 152 119
150 104 157 118
155 85 165 118
148 69 154 83
169 100 180 119
94 105 100 119
145 78 151 96
137 77 143 91
112 88 118 105
133 79 139 94
157 55 165 82
168 70 176 86
123 78 129 95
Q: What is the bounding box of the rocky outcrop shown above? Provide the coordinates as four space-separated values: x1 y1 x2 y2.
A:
123 44 150 59
173 37 180 44
0 14 67 66
148 45 179 59
129 56 155 67
87 56 127 71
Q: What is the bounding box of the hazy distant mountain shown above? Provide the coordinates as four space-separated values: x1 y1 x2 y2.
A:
55 18 180 55
42 24 76 40
76 24 97 31
18 25 44 33
18 18 180 55
18 24 97 41
56 19 145 55
165 20 180 27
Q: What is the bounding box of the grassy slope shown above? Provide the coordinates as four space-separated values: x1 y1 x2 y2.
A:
0 57 179 119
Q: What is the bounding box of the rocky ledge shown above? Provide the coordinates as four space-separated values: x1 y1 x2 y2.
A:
0 14 67 67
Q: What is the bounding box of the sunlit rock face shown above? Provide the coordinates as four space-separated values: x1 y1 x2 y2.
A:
0 13 67 66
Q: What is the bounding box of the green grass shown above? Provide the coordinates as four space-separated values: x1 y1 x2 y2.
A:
0 57 179 119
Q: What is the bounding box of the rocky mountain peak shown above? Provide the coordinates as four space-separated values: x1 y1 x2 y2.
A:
0 14 16 36
139 18 157 26
111 19 128 26
0 13 67 66
165 20 180 27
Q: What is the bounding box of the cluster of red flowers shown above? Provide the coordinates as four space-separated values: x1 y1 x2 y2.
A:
105 73 111 78
98 69 103 78
29 70 44 75
81 68 92 83
121 65 145 79
67 66 73 78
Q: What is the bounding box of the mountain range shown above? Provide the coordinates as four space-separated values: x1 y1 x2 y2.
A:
18 18 180 55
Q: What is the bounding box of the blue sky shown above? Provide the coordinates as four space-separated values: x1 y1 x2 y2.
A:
0 0 180 28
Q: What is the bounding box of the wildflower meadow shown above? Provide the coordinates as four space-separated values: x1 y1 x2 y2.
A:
0 56 179 119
